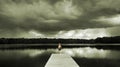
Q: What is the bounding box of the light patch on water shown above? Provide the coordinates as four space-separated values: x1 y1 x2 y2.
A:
21 50 44 57
60 47 111 58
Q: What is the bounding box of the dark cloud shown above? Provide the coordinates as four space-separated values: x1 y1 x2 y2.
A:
0 0 120 38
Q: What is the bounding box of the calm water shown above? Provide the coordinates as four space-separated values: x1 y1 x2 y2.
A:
0 44 120 67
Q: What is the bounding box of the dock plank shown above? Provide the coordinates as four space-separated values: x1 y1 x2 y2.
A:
45 54 79 67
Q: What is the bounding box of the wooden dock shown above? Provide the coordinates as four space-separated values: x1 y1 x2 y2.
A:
45 54 79 67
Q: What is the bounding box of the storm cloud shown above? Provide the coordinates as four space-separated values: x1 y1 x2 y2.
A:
0 0 120 38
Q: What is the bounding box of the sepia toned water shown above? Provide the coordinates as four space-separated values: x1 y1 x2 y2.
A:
0 44 120 67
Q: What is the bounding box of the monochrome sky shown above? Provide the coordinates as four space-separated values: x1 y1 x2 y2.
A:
0 0 120 39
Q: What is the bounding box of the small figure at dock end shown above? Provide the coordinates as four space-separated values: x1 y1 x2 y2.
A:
58 43 62 51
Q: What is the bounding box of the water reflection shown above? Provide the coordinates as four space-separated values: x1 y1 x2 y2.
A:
0 47 120 67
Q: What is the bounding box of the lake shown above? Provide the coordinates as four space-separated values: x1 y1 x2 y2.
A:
0 44 120 67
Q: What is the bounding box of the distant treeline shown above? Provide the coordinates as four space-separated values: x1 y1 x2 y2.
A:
0 36 120 44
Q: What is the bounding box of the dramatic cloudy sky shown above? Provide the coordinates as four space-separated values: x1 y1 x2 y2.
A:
0 0 120 39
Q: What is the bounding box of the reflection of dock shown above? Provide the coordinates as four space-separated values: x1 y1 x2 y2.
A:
45 54 79 67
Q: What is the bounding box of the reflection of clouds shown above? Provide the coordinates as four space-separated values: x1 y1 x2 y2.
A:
0 48 120 59
61 47 110 58
0 50 45 59
25 48 120 59
21 50 44 57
